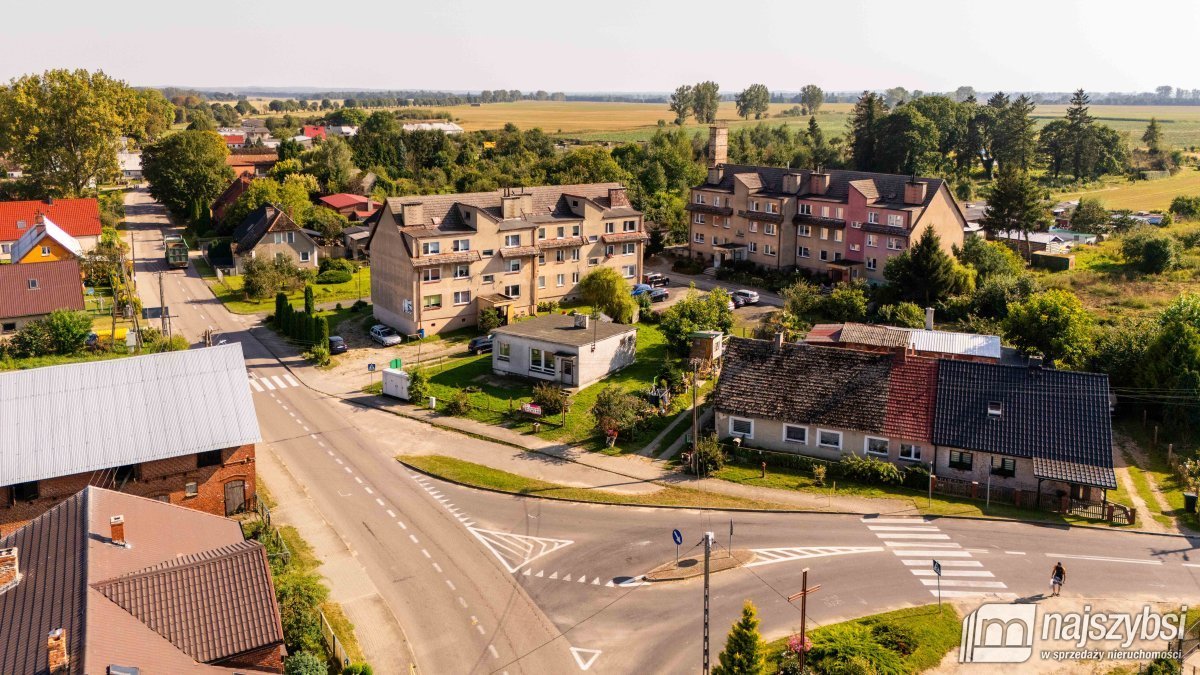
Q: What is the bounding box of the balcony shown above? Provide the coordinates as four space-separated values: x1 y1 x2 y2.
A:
793 213 847 228
686 203 734 217
737 209 784 224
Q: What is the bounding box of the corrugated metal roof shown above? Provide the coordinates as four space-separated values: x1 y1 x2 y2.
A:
0 344 261 486
907 329 1002 359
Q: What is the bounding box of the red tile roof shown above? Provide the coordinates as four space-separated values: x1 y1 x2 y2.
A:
883 356 939 442
225 153 278 167
221 134 245 145
301 125 326 139
0 198 102 242
0 259 84 319
319 193 375 210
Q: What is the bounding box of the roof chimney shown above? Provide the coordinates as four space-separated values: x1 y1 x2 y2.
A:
608 187 630 208
45 197 54 206
774 332 785 350
924 307 934 331
708 125 728 167
904 179 927 205
782 171 803 194
400 201 424 227
109 515 126 547
0 547 18 591
573 314 589 330
809 171 830 196
47 629 68 674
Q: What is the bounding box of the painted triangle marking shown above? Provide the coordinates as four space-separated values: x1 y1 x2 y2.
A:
563 574 572 582
523 568 531 576
549 571 559 579
578 575 587 583
535 570 544 578
605 580 614 587
592 577 600 585
468 527 574 573
570 647 601 671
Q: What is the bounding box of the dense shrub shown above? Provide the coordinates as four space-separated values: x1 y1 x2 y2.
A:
531 382 569 415
316 269 353 284
478 308 502 334
408 370 429 403
275 571 329 655
445 389 472 416
1122 228 1180 274
809 624 905 675
656 362 688 395
672 257 705 275
9 310 92 358
684 434 725 476
1170 195 1200 219
838 455 903 485
972 273 1039 319
820 283 869 322
591 385 652 435
284 652 327 675
342 665 375 675
875 302 925 328
870 621 918 657
319 257 357 274
536 300 560 313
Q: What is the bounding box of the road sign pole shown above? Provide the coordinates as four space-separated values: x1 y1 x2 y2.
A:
799 568 809 673
728 519 733 559
676 542 680 567
933 560 942 607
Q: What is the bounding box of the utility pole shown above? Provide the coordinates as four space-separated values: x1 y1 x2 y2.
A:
158 271 169 337
690 358 700 477
702 532 714 675
788 568 822 673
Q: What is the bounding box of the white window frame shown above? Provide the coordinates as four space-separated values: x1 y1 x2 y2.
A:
888 238 902 250
572 271 580 283
821 206 830 217
798 203 812 216
481 274 495 283
537 275 546 289
868 211 879 224
454 264 469 279
621 264 637 278
694 192 706 204
766 202 779 214
622 242 636 256
819 227 829 240
782 424 807 445
529 347 556 375
836 207 844 219
899 443 921 461
506 259 521 273
694 233 705 244
605 222 616 233
748 221 758 233
866 257 877 271
453 290 471 305
748 242 757 253
452 238 470 252
764 244 776 256
797 225 811 237
866 234 877 247
834 229 843 243
556 273 565 287
817 429 843 450
819 250 828 261
422 267 441 282
729 417 754 439
504 234 521 247
503 284 520 297
623 220 637 232
422 294 443 310
422 241 440 255
299 251 311 263
888 214 905 228
764 223 776 236
798 246 810 258
864 436 889 456
605 244 616 256
496 341 510 361
588 257 599 266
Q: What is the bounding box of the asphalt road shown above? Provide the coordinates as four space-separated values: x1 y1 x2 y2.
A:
124 189 1200 674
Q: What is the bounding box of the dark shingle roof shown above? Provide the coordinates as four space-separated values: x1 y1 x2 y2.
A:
715 338 891 433
383 183 634 231
932 361 1116 488
232 205 310 253
698 165 952 212
0 490 88 675
93 540 283 664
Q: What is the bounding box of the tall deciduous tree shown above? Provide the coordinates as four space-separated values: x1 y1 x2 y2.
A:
669 85 694 125
142 130 234 221
579 267 637 323
303 136 356 192
1069 197 1110 234
876 106 939 174
798 84 824 115
980 168 1051 259
954 85 976 102
692 81 721 124
735 84 770 120
713 601 766 675
0 69 145 195
1004 289 1094 367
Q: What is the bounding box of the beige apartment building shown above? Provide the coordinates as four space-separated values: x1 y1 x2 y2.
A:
686 126 967 283
367 183 646 336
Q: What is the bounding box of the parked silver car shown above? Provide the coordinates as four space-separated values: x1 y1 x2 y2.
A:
370 324 403 347
732 289 760 305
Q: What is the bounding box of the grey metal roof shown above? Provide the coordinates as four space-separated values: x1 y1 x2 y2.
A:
492 313 635 347
0 344 261 486
907 329 1002 359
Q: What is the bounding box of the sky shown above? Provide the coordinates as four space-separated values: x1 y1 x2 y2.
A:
2 0 1196 93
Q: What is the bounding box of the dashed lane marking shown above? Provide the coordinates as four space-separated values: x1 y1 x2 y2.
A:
387 509 396 518
1045 553 1163 566
376 498 385 507
488 645 499 659
409 534 419 544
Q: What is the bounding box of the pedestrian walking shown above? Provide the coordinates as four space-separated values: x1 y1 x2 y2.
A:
1050 562 1066 596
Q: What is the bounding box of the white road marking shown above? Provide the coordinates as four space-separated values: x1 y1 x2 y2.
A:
937 590 1018 599
422 549 431 559
387 509 396 518
476 625 485 635
261 377 276 390
867 526 941 532
1183 563 1200 568
488 645 499 659
271 375 287 389
397 521 407 530
302 425 309 432
911 569 995 577
457 596 467 607
861 517 931 524
326 450 334 457
335 458 343 465
902 559 983 567
248 379 263 392
409 534 419 544
446 580 456 590
921 579 1008 589
343 467 352 474
885 542 961 548
469 528 574 573
1005 551 1027 555
746 546 884 568
376 498 385 507
288 411 296 418
317 441 325 447
570 647 602 671
1045 553 1163 566
354 477 362 484
365 487 374 494
873 533 952 540
432 562 442 573
309 434 318 439
892 550 973 557
284 374 300 387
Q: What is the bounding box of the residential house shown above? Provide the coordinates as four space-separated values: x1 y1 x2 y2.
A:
805 322 1002 362
232 205 320 274
290 135 315 149
402 121 465 134
9 216 84 264
490 313 636 389
222 134 246 149
301 125 326 140
342 224 372 260
0 343 263 535
989 229 1073 255
685 126 966 283
245 127 273 144
326 125 358 138
226 153 277 179
0 197 101 261
1047 227 1100 246
0 486 285 673
319 193 381 221
368 183 645 336
714 336 1117 505
211 174 254 225
117 151 142 181
0 259 85 335
932 360 1116 505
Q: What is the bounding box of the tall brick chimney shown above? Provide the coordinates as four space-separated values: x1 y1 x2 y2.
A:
904 179 927 205
47 629 68 674
0 547 18 591
608 187 630 208
400 201 424 227
782 171 803 194
809 171 830 196
110 515 126 547
708 125 728 166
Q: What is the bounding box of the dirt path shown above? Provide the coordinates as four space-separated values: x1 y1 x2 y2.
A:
1112 442 1166 533
1115 433 1196 535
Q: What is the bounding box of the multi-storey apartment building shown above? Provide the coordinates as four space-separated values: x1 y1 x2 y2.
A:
368 183 645 336
686 126 966 283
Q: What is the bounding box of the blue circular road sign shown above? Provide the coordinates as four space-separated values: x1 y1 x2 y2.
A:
672 529 683 545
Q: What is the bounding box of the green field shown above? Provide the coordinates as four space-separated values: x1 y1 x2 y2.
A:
1054 167 1200 211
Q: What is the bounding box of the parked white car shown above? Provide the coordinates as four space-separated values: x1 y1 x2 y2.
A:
370 324 403 347
732 289 760 305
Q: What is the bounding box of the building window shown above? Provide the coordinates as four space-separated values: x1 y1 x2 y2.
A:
538 227 547 240
748 242 757 253
899 444 921 461
988 401 1003 418
888 214 905 227
729 417 754 439
538 275 546 289
621 264 637 278
833 229 843 243
555 249 566 263
798 203 812 215
40 245 50 257
452 239 470 251
497 341 510 360
849 243 861 252
851 221 862 229
422 241 441 255
504 234 521 247
299 251 311 263
622 242 636 256
764 244 776 256
819 228 829 240
836 207 844 219
27 279 39 290
749 200 760 212
749 222 758 233
556 274 565 287
556 226 565 238
766 202 779 214
588 235 598 243
571 248 580 261
572 225 581 236
694 233 705 244
821 206 830 217
12 481 38 501
991 456 1016 478
694 192 706 204
693 213 706 225
454 265 469 279
185 481 199 497
948 450 973 471
402 298 413 314
817 429 843 450
538 253 546 265
819 250 828 261
482 249 494 257
287 231 296 244
196 449 223 467
605 244 616 256
453 290 471 305
866 234 877 247
422 268 441 282
423 294 443 309
834 251 842 261
588 257 600 266
1 322 15 333
572 272 580 283
504 284 520 297
887 238 903 250
624 220 637 232
713 196 721 207
506 259 521 273
868 211 879 224
764 223 776 236
482 274 494 283
529 347 555 375
866 257 877 271
865 437 889 456
797 225 811 237
605 222 616 233
798 246 810 258
783 425 807 445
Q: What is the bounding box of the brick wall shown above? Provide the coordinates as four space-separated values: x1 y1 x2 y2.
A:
0 444 257 536
214 643 284 673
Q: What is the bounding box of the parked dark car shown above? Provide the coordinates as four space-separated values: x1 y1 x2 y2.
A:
649 288 670 302
643 272 670 287
730 294 746 308
468 334 494 355
631 283 653 297
328 336 348 354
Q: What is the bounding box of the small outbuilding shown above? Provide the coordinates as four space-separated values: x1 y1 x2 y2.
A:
491 313 636 389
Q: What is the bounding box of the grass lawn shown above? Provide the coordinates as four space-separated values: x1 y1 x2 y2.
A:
399 454 793 510
274 523 366 663
1054 167 1200 211
0 349 131 371
765 604 960 674
387 315 704 454
206 267 371 314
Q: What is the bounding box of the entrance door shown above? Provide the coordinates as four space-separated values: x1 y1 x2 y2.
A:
224 480 246 516
561 359 575 386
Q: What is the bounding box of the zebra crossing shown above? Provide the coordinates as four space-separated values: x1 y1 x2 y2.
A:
863 516 1015 599
247 372 301 392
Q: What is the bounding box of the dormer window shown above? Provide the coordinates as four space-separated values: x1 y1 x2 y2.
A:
16 220 26 229
27 279 39 290
987 401 1003 418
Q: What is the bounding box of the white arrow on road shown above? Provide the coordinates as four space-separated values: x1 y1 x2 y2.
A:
570 647 601 671
469 527 574 573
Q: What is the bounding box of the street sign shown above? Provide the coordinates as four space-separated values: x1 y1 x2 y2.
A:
672 529 683 545
933 560 942 577
933 560 942 607
367 363 376 372
521 402 543 416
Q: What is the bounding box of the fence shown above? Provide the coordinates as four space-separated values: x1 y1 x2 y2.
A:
319 609 352 669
